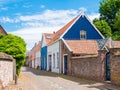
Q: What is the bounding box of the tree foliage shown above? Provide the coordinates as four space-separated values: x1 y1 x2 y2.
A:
93 0 120 40
94 19 112 38
99 0 120 31
114 10 120 31
113 10 120 40
0 34 26 75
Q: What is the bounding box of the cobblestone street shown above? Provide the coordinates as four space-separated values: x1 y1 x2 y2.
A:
4 67 120 90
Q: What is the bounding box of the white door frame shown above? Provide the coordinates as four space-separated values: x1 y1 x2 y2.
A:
63 54 68 74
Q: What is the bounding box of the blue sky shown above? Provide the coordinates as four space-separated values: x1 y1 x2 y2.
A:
0 0 101 50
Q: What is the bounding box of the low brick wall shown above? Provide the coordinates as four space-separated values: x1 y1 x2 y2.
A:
70 50 107 81
110 48 120 86
0 53 15 88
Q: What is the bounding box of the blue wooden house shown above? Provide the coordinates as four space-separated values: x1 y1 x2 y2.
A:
41 33 53 70
46 13 105 74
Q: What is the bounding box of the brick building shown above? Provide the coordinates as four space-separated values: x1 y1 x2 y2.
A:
0 25 7 35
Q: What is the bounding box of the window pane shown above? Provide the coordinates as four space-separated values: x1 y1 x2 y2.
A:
80 30 86 39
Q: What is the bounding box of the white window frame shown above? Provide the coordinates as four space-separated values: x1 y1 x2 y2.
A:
56 52 59 68
80 30 86 40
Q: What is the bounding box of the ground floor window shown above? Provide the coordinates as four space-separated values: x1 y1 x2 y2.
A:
57 52 59 68
53 53 55 68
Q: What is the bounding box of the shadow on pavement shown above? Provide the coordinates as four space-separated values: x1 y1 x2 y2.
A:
22 66 120 90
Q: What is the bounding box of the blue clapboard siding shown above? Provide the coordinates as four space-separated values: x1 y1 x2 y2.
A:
63 15 103 40
41 46 47 70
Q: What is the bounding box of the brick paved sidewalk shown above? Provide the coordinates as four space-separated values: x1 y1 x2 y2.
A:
4 67 120 90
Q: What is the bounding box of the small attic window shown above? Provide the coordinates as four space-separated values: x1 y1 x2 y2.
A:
80 30 86 40
46 36 51 39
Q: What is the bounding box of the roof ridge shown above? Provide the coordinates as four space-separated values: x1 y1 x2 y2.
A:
48 15 80 45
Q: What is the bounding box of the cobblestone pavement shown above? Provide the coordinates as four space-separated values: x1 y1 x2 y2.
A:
4 67 120 90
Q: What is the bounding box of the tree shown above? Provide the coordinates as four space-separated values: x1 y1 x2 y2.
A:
113 10 120 40
114 10 120 31
0 34 26 75
94 19 112 38
99 0 120 29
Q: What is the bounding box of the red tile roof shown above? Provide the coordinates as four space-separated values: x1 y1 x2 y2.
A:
35 41 41 52
65 40 98 55
44 33 53 45
48 15 79 45
29 41 41 61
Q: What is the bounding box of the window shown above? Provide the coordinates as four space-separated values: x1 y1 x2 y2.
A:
46 35 51 39
53 53 55 68
80 30 86 40
57 52 59 68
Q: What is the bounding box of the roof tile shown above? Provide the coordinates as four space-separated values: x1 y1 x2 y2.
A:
65 40 98 55
48 15 79 45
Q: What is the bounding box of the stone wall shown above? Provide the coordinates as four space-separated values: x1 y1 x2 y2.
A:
110 48 120 86
0 53 15 88
70 50 107 81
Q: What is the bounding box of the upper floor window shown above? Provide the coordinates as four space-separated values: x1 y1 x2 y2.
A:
80 30 86 40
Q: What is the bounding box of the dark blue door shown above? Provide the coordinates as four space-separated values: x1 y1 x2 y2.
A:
64 55 68 75
106 52 111 80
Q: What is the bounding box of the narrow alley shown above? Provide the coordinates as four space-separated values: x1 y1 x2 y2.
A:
5 67 120 90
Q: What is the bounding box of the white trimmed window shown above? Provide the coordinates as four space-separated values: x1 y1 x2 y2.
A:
57 52 59 68
80 30 86 40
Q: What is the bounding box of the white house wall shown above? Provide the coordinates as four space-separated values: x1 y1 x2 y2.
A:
47 41 60 73
32 60 35 68
41 35 46 48
35 51 41 69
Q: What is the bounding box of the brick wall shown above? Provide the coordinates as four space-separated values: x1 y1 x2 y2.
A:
0 53 15 88
110 48 120 86
61 40 72 74
70 50 107 81
61 40 107 81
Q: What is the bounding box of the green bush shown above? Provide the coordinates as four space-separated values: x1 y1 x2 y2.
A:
0 34 26 75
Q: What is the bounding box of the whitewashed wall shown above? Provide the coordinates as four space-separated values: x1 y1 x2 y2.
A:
47 41 61 73
0 61 13 87
35 51 41 69
32 60 35 68
41 35 46 48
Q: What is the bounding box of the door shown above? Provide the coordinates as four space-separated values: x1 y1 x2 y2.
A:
48 55 52 71
64 55 68 75
106 52 111 80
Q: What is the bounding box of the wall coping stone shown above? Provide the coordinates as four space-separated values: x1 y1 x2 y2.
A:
0 52 14 61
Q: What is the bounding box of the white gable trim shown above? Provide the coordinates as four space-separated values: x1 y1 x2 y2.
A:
61 38 72 52
84 14 105 39
60 13 105 39
60 14 82 39
41 33 47 48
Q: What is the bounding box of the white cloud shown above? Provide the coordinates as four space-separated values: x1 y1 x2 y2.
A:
1 7 8 11
23 5 32 8
10 26 62 50
79 7 87 13
0 17 14 23
0 0 20 4
40 5 45 8
88 13 100 21
9 8 100 50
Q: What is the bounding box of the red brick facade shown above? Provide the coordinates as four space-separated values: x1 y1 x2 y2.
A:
70 50 107 81
0 25 7 35
110 48 120 86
